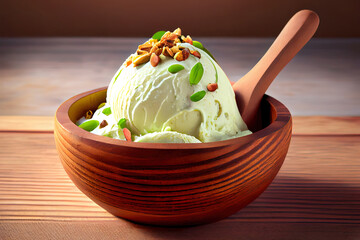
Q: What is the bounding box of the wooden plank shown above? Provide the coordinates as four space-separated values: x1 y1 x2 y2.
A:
0 116 54 132
0 132 359 239
1 221 359 240
0 38 359 116
292 116 360 135
1 116 360 135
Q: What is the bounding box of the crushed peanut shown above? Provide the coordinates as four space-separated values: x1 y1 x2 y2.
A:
190 50 201 59
150 53 160 67
173 28 181 36
207 83 218 92
165 47 174 57
171 46 180 54
132 53 151 66
99 120 108 129
127 28 199 67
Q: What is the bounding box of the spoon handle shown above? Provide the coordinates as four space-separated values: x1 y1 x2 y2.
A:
234 10 319 130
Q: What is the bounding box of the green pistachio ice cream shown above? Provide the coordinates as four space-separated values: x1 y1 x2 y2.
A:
78 29 251 143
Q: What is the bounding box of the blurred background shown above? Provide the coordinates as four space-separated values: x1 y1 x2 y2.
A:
0 0 359 116
1 0 359 37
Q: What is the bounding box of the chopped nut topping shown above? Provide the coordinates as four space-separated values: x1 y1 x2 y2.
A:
161 32 178 41
150 45 159 54
132 53 151 66
173 28 181 36
174 48 190 61
171 46 180 54
160 40 175 48
174 51 183 61
129 28 197 67
154 48 162 56
138 42 152 51
137 49 148 55
85 110 93 119
150 53 160 67
186 35 193 44
99 120 108 129
155 41 165 49
165 46 174 57
149 39 157 44
182 48 190 60
207 83 218 92
123 128 132 142
191 50 201 59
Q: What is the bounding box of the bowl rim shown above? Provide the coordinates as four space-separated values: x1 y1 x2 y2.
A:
55 87 291 150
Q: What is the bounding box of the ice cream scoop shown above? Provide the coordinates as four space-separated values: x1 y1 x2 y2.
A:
233 10 319 130
106 30 251 142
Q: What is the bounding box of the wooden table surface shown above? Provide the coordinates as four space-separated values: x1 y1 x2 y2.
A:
0 38 359 239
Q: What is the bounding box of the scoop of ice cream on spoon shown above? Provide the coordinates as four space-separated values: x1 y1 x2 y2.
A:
233 10 319 130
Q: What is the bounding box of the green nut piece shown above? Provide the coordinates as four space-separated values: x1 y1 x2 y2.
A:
102 107 112 116
168 64 185 74
192 41 204 49
190 90 206 102
189 62 204 85
78 120 99 131
152 31 166 41
117 118 127 129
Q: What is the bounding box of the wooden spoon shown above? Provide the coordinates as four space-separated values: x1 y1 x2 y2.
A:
233 10 319 130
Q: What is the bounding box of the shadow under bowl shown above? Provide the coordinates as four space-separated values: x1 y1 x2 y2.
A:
54 87 292 226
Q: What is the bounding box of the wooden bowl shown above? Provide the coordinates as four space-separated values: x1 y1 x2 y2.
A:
54 86 292 226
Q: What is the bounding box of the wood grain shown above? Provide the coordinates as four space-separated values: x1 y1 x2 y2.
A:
1 221 360 240
53 88 292 226
0 116 54 132
0 38 359 116
0 130 359 239
293 116 360 135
